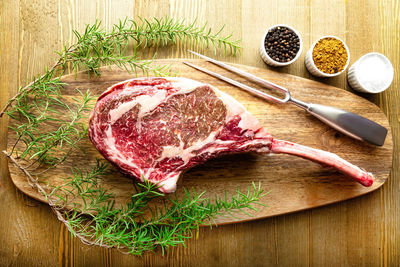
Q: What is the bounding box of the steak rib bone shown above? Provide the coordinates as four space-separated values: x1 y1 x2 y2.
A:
269 139 373 187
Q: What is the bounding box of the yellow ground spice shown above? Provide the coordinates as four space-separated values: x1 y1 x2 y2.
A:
312 37 348 74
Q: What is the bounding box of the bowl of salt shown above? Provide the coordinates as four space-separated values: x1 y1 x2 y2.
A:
347 52 394 93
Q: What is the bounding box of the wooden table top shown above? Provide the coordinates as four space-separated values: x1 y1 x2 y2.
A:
0 1 398 266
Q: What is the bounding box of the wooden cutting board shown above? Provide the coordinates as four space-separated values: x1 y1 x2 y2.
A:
6 59 393 225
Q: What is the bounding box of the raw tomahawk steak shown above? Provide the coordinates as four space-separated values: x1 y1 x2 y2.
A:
88 77 374 193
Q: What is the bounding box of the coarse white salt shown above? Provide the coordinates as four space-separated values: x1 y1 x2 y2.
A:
355 53 394 93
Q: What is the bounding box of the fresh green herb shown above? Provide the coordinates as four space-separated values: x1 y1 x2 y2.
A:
1 17 240 117
49 161 266 255
3 17 265 255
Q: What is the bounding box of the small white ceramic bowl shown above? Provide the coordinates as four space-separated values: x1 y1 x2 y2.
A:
347 52 394 93
305 35 350 77
259 24 303 67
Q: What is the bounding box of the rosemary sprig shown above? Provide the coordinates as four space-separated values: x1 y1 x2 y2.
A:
7 88 94 173
3 17 266 255
49 162 266 255
1 17 240 117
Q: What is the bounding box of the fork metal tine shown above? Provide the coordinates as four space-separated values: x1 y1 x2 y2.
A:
183 61 290 104
187 50 290 95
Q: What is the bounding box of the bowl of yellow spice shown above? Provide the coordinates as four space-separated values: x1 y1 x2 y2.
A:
305 36 350 77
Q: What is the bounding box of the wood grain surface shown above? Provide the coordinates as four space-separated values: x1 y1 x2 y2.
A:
6 60 393 225
0 0 399 266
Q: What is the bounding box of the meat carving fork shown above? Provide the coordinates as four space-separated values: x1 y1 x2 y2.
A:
183 50 388 146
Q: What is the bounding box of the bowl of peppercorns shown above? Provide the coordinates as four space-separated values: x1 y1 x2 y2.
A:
260 24 303 67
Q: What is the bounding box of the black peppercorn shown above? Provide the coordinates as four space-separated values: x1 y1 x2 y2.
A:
264 26 301 63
